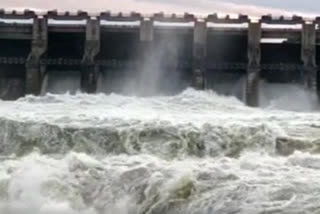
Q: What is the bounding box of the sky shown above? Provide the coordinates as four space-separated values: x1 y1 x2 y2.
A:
1 0 319 17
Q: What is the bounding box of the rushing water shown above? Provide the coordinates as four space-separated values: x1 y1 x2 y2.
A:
0 88 320 214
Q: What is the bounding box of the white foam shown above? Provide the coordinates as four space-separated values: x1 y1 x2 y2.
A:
0 88 317 128
0 89 319 212
0 151 319 213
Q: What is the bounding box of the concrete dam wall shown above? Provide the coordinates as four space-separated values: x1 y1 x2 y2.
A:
0 10 319 106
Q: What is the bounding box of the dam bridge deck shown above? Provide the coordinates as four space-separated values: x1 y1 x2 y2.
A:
0 10 319 106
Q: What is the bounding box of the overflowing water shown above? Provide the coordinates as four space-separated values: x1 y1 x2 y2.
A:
0 88 320 213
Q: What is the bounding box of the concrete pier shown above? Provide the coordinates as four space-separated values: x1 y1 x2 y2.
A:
193 21 207 89
301 23 317 91
81 18 100 93
139 19 154 69
26 17 47 95
140 19 154 42
0 10 320 105
246 22 261 107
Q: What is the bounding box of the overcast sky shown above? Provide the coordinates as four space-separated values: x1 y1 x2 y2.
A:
1 0 319 17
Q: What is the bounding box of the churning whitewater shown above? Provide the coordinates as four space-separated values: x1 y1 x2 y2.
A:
1 88 320 214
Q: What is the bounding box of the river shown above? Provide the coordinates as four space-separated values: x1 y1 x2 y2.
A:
0 88 320 214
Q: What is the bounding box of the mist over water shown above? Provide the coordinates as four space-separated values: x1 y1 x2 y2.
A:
98 33 189 96
259 81 319 112
208 74 247 101
44 71 81 95
133 37 184 96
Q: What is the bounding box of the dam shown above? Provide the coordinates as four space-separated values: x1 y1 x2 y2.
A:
0 9 319 106
3 8 320 214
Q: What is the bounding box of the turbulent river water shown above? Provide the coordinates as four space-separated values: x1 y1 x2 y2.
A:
0 88 320 214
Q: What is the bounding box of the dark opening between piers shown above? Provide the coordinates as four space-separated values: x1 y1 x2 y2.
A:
47 32 85 59
0 38 31 99
261 39 302 83
206 33 248 100
97 30 139 94
259 38 316 110
44 32 85 94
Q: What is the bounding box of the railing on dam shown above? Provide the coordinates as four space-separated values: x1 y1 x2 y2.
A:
0 9 319 106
